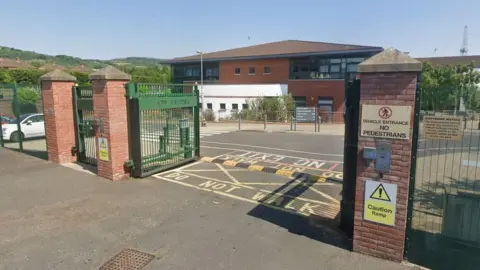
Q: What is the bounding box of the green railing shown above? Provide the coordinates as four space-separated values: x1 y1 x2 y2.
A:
126 83 200 177
73 86 96 166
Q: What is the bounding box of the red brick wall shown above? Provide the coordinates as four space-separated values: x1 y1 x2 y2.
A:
92 80 130 181
353 72 417 262
287 80 345 123
219 59 289 84
42 81 76 164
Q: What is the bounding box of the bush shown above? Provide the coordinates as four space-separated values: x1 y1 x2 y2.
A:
12 87 41 114
204 110 216 121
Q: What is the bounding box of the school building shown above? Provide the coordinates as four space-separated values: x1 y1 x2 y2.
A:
163 40 384 121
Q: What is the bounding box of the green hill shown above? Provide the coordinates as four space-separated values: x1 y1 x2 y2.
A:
0 46 167 68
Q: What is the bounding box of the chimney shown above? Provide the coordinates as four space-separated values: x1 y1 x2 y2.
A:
16 57 20 63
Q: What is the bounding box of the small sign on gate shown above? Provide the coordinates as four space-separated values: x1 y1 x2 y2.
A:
363 180 397 226
98 137 109 161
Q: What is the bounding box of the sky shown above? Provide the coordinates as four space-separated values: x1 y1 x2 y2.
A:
1 0 479 60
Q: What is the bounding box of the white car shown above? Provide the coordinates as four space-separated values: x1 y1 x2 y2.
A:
2 113 45 142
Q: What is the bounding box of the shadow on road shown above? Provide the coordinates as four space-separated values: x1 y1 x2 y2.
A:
247 175 350 250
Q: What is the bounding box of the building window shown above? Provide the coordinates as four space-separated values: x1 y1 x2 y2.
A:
232 103 238 110
199 103 202 109
293 96 307 107
264 67 271 74
289 56 369 80
207 103 213 110
248 67 255 75
220 103 226 110
317 98 334 123
206 68 219 77
235 68 241 75
242 104 248 110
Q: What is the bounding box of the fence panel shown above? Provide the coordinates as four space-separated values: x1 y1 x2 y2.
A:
204 109 344 134
406 85 480 269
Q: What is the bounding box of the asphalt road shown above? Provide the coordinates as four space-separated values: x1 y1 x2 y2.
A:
152 131 346 231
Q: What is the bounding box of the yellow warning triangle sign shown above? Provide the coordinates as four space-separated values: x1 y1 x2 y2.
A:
370 183 391 202
100 139 106 148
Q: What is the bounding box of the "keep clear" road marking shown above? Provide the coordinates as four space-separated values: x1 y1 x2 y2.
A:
153 172 339 219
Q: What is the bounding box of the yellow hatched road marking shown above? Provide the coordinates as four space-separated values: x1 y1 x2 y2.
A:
248 165 264 171
200 156 215 162
275 169 294 177
223 160 238 167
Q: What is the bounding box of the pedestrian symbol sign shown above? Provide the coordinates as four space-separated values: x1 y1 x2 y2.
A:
369 184 391 202
98 137 109 161
364 180 397 226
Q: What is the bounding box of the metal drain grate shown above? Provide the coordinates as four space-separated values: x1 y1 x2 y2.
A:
99 249 155 270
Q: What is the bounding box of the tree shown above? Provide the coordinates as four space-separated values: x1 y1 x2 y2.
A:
12 87 41 114
420 62 480 111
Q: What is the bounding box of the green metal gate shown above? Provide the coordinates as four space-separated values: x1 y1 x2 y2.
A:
126 83 200 177
405 81 480 270
72 86 97 166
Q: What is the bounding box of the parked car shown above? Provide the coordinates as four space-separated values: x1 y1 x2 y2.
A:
0 116 13 125
1 113 45 141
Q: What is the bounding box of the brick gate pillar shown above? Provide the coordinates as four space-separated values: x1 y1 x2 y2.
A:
352 48 422 262
40 69 77 164
89 66 131 181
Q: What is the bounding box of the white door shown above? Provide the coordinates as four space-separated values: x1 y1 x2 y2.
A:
21 115 44 138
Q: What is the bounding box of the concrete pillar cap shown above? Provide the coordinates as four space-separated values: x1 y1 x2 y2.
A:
40 69 77 82
357 47 422 73
89 66 131 80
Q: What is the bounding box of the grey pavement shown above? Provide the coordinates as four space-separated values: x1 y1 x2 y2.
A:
0 148 414 270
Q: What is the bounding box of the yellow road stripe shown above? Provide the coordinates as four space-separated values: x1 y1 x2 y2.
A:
248 165 264 171
275 169 294 177
222 160 238 167
200 156 214 162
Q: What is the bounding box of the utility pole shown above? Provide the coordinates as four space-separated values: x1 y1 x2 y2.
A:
197 50 206 127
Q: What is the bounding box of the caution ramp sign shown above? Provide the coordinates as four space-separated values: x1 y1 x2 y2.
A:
363 180 397 226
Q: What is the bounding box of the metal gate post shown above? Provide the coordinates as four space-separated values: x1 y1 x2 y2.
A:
193 85 200 157
126 82 142 178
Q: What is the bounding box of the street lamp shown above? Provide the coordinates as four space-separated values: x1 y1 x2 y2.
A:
196 50 206 126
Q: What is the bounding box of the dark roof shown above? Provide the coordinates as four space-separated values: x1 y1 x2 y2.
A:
0 58 34 69
417 55 480 68
169 40 383 63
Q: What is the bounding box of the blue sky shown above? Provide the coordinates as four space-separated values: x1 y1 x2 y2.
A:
1 0 479 60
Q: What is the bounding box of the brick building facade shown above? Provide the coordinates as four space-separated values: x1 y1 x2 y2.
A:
165 40 383 122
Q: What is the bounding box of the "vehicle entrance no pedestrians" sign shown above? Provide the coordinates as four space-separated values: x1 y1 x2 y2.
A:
360 105 411 140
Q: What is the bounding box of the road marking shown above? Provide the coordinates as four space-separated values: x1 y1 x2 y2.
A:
171 161 203 171
308 186 339 203
202 141 343 157
202 146 343 164
241 182 334 186
178 171 255 190
215 163 241 184
165 171 334 206
154 174 326 218
248 165 264 171
180 169 246 172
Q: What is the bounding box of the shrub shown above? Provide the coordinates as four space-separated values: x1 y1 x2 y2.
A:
12 87 41 114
